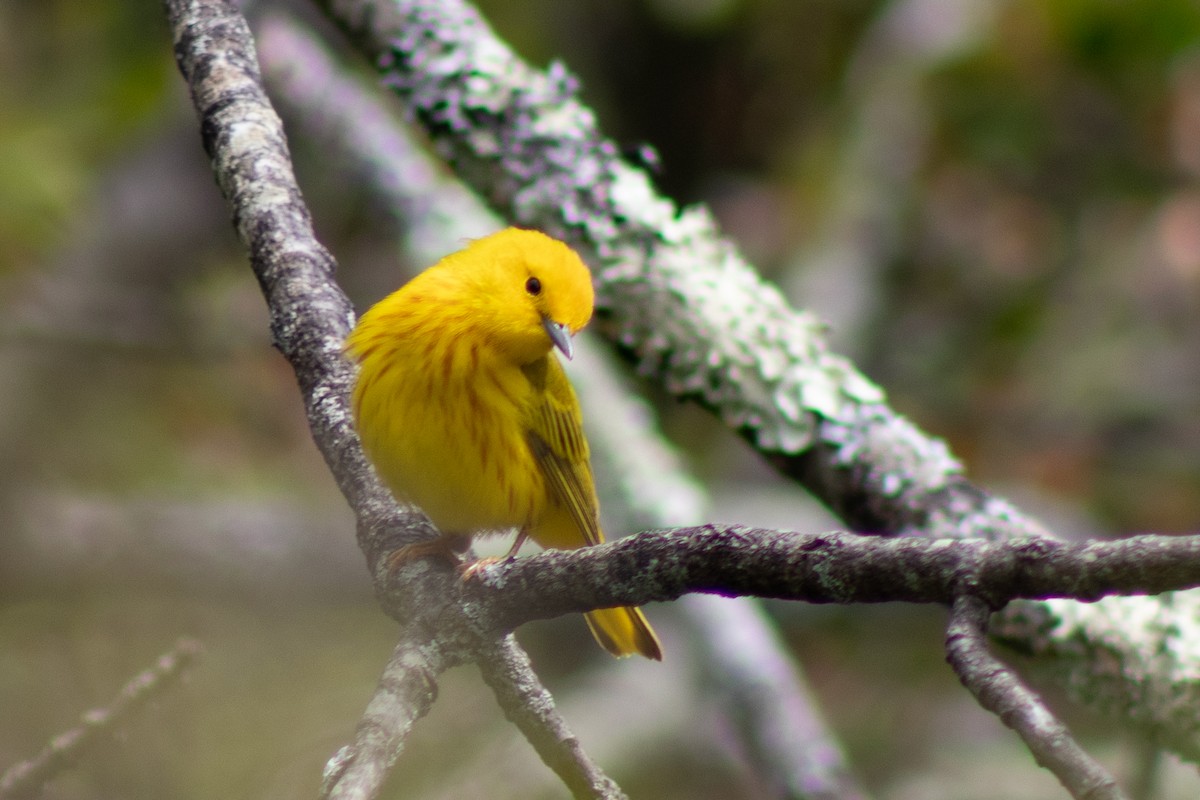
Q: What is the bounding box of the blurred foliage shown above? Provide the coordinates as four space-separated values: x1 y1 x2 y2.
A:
3 0 1200 798
0 1 175 267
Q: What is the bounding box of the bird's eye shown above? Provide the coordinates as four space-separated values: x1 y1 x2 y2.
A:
525 276 542 295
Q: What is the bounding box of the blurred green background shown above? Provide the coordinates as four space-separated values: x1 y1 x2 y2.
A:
2 0 1199 798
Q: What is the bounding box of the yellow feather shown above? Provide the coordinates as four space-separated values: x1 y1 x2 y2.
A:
346 228 662 660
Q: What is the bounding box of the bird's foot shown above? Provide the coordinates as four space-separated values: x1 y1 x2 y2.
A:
383 534 471 573
459 530 529 582
459 556 502 582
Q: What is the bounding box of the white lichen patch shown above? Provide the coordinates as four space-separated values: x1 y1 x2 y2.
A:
996 593 1200 763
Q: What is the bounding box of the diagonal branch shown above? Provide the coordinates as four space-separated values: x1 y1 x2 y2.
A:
162 5 467 800
0 638 202 800
320 626 448 800
476 637 627 800
162 0 420 564
946 595 1124 800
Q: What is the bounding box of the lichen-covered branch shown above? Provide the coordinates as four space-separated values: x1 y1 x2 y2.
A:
314 0 1022 540
313 0 1200 767
992 592 1200 764
946 596 1124 800
0 638 202 800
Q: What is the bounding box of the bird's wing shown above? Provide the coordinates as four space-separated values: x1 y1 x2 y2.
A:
524 357 604 547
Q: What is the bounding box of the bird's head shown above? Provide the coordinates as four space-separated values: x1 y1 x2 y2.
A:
450 228 595 364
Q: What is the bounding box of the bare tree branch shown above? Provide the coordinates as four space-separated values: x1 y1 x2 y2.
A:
946 596 1124 800
464 528 1200 633
0 638 202 800
476 637 628 800
320 626 447 800
162 0 437 606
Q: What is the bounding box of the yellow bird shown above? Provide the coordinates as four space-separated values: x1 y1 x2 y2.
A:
346 228 662 660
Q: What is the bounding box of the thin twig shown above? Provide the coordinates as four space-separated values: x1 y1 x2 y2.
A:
0 638 202 800
945 596 1125 800
476 637 627 800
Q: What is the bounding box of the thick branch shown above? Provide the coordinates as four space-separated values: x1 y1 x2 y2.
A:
946 596 1124 800
162 0 425 572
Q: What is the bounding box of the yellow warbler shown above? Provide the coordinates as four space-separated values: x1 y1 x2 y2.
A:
346 228 662 660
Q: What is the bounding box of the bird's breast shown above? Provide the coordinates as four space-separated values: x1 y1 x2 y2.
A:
355 336 547 536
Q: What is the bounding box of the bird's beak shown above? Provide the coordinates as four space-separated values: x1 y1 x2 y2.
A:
543 317 574 360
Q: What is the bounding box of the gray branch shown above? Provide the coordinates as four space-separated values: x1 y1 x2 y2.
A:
946 596 1123 800
320 627 447 800
0 638 202 800
476 637 627 800
163 6 457 800
462 529 1200 631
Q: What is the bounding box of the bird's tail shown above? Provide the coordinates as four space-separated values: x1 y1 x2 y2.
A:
585 606 663 660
